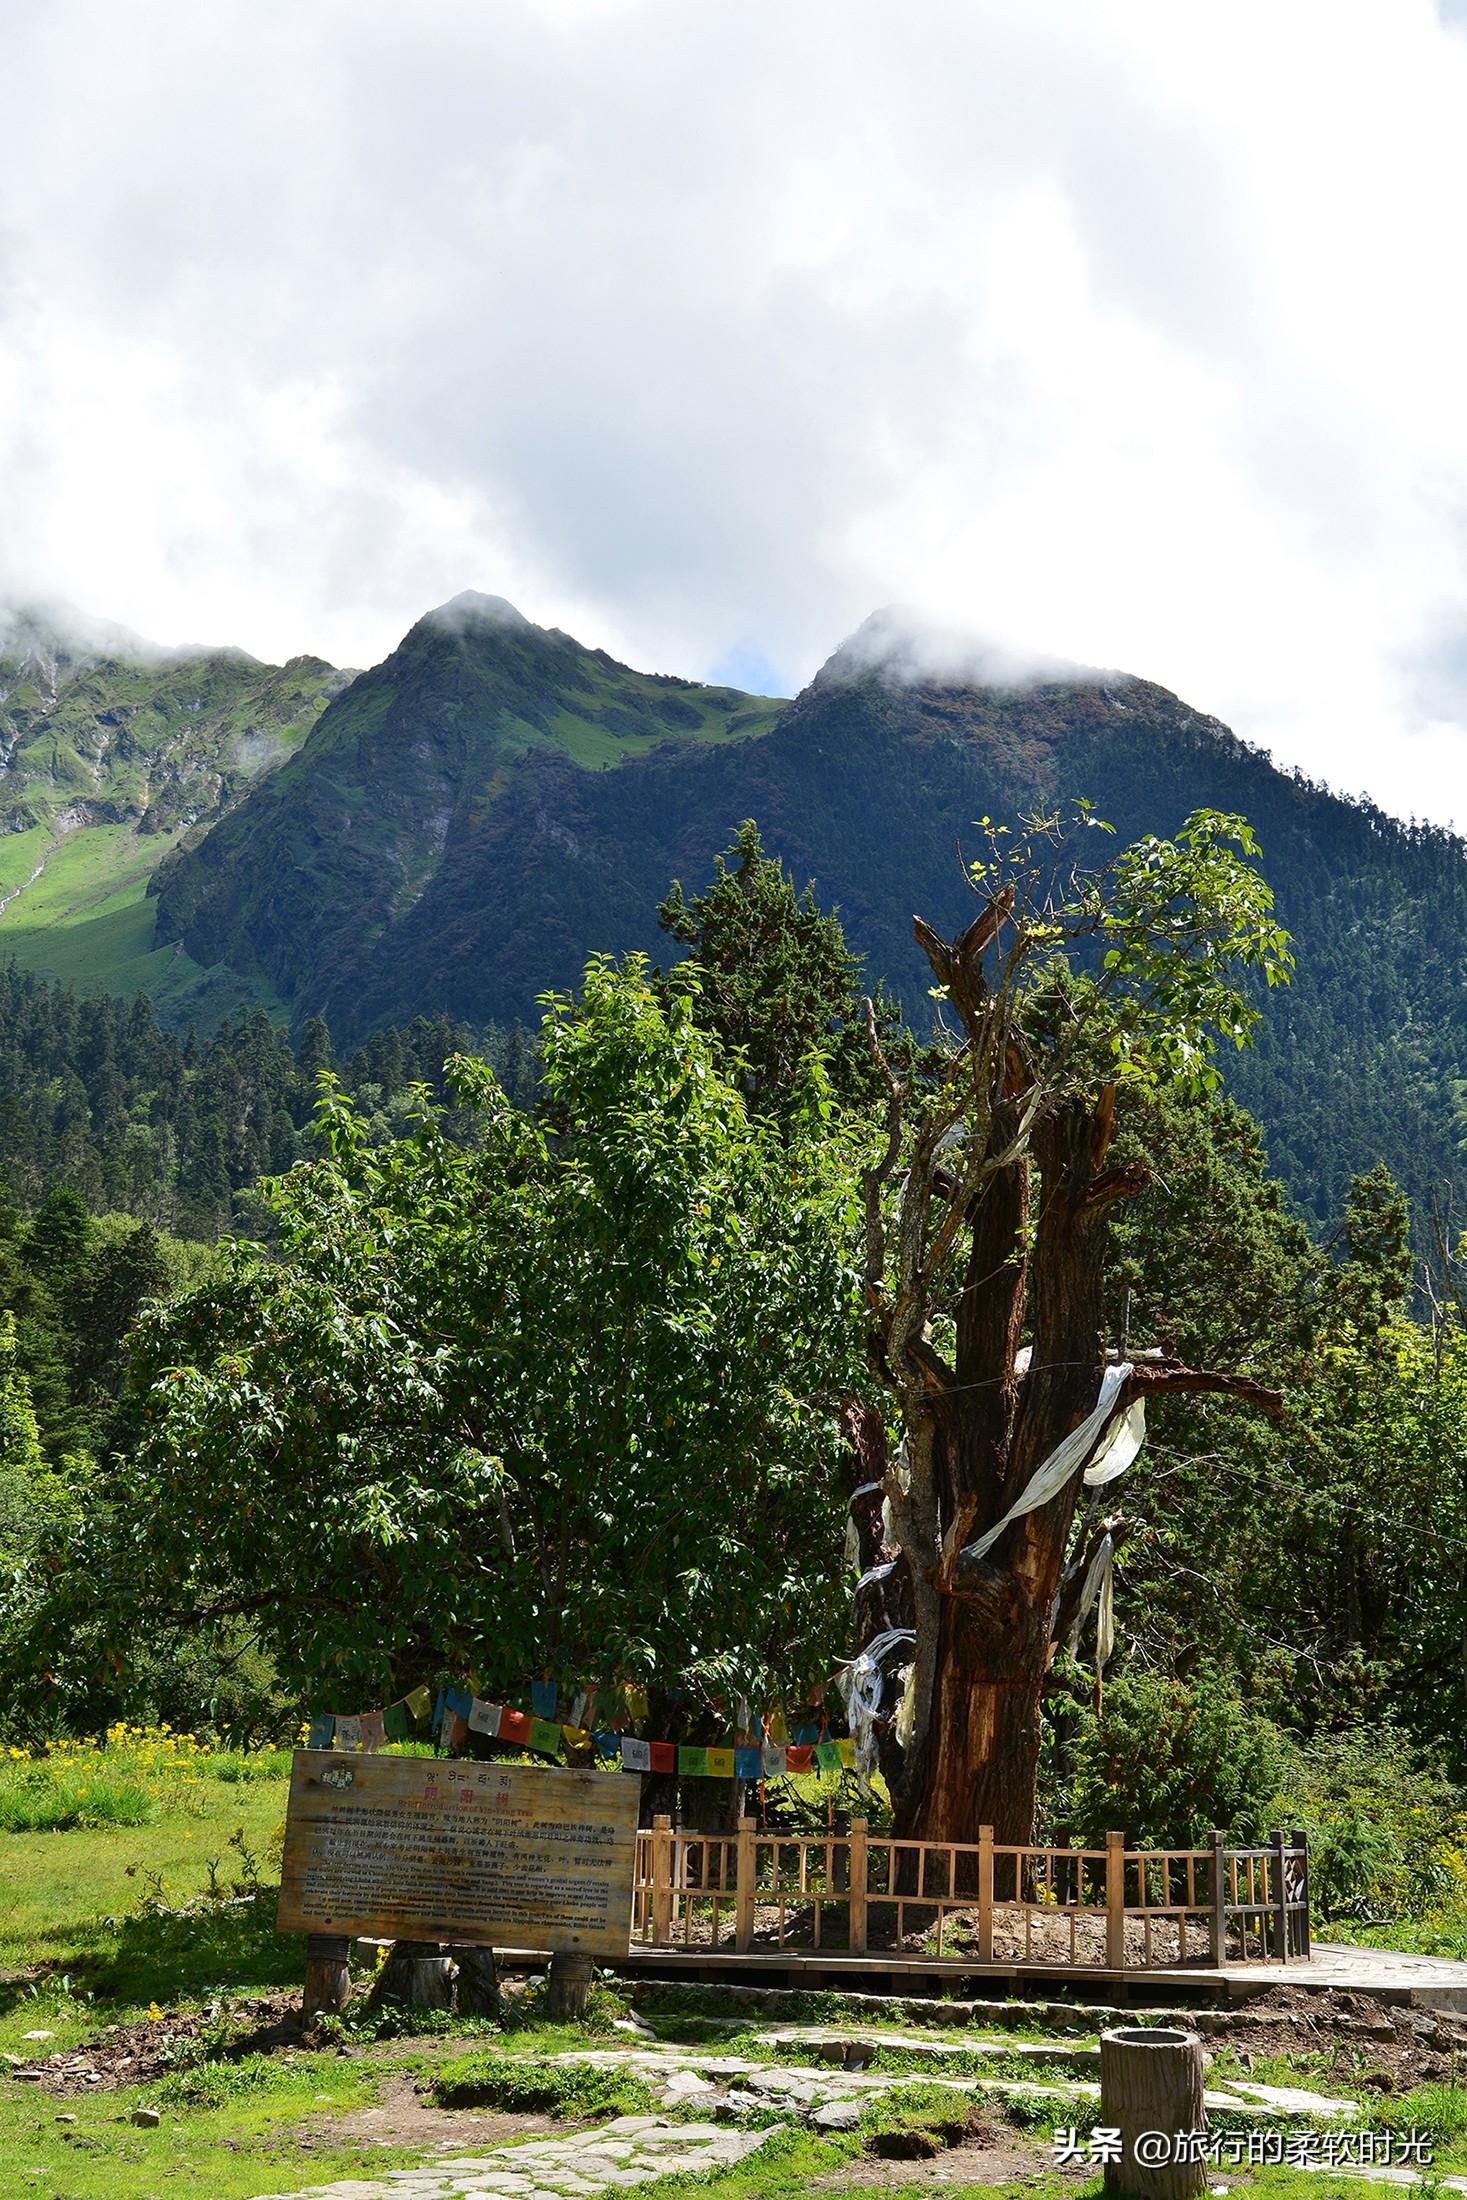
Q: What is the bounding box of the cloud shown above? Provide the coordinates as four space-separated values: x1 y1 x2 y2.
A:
815 608 1093 694
2 0 1467 823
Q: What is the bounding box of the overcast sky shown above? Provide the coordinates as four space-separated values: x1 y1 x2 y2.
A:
4 0 1467 824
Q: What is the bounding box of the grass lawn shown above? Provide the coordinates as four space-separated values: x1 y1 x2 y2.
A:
3 1734 1465 2198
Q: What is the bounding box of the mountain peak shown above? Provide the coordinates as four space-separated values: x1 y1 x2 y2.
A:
420 591 534 638
0 598 159 673
815 606 1111 696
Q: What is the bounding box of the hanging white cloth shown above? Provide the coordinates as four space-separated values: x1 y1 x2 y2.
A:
1083 1399 1146 1487
838 1627 916 1795
959 1362 1140 1567
1061 1530 1114 1655
854 1558 898 1593
1095 1553 1116 1671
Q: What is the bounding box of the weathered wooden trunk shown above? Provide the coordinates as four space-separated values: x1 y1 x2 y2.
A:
867 915 1282 1846
545 1948 594 2020
302 1933 351 2023
1099 2026 1207 2200
450 1945 500 2016
368 1938 455 2011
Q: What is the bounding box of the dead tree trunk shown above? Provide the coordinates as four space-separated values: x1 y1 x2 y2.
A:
864 905 1284 1846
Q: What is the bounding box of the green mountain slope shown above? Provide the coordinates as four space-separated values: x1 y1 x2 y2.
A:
0 604 346 1020
149 590 784 1016
150 601 1467 1233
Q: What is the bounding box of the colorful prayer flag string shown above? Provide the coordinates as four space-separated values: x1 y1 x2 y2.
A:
309 1673 858 1778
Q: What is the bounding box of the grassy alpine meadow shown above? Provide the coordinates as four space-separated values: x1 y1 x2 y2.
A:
0 1725 297 2011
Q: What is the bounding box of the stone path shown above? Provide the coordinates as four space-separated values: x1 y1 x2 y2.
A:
559 2031 1358 2122
252 2115 773 2200
249 2022 1362 2198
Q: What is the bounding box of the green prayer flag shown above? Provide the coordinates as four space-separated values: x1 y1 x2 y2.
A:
529 1717 562 1755
678 1745 709 1776
815 1740 843 1773
383 1700 411 1741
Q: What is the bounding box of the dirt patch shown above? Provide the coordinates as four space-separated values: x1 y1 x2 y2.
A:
290 2066 557 2150
15 1990 307 2095
817 2117 1077 2187
1200 1984 1467 2093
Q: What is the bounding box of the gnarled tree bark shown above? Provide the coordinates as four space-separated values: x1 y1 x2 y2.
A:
863 905 1283 1845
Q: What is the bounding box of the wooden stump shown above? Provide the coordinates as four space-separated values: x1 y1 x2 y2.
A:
452 1945 501 2017
368 1938 455 2011
545 1949 594 2020
302 1933 351 2024
1099 2025 1206 2200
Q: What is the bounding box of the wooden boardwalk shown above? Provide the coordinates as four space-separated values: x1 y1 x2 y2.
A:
612 1937 1467 2010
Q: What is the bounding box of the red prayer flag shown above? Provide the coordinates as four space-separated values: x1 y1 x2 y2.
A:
648 1741 676 1773
785 1744 813 1773
498 1707 532 1745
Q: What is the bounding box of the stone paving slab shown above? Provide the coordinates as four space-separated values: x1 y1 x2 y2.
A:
251 2117 773 2200
541 2036 1355 2122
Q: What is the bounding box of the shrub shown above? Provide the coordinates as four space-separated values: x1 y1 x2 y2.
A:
429 2054 655 2118
1277 1725 1462 1922
1064 1670 1466 1926
1065 1668 1292 1847
151 2052 295 2107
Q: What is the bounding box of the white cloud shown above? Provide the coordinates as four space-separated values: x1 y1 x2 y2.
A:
2 0 1467 821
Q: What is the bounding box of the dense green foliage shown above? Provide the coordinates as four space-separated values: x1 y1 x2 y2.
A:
657 818 911 1114
86 959 867 1706
7 780 1467 1937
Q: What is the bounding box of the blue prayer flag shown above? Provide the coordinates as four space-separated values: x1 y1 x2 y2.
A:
735 1746 763 1781
308 1713 333 1750
531 1679 559 1718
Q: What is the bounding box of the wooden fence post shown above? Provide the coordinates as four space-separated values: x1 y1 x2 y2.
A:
848 1817 868 1954
1293 1829 1311 1959
1272 1828 1289 1965
977 1825 994 1964
1105 1830 1126 1970
734 1814 756 1952
651 1813 673 1945
1210 1830 1228 1967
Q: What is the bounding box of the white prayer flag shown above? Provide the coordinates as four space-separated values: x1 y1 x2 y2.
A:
620 1736 651 1771
332 1715 361 1750
468 1698 501 1735
961 1363 1139 1567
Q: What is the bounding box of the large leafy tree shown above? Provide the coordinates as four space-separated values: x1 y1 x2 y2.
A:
88 958 868 1708
856 808 1294 1842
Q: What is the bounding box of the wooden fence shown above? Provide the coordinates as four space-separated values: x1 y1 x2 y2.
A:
632 1817 1309 1971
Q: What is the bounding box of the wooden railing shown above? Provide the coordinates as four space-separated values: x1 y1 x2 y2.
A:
631 1817 1309 1971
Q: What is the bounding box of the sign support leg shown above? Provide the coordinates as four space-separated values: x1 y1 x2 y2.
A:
303 1933 352 2024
